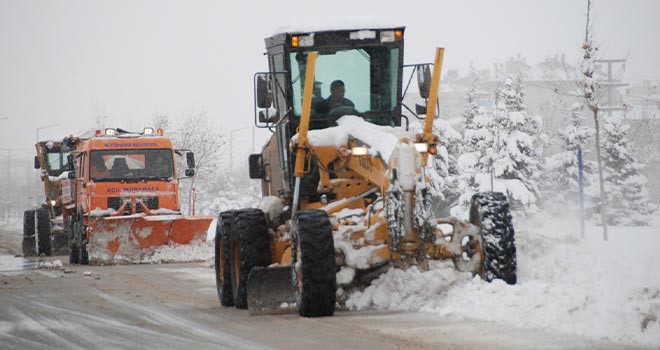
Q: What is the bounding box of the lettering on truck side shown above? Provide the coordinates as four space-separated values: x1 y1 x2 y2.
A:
102 142 159 148
107 187 159 193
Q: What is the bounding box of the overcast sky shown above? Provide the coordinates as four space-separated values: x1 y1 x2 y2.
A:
1 0 659 159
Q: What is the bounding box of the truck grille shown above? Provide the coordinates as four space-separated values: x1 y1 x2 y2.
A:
107 197 159 213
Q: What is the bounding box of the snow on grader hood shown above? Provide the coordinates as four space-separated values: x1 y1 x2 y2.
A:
62 128 215 265
216 28 517 318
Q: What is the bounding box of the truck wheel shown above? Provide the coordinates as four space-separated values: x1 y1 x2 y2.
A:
22 210 37 257
79 221 89 265
36 208 52 256
68 218 79 264
215 211 234 307
228 209 271 309
68 218 80 264
51 229 69 256
293 210 336 317
469 192 517 285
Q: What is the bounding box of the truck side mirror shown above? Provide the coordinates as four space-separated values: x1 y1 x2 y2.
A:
248 154 264 179
34 156 40 169
185 169 195 177
256 74 273 109
186 152 195 169
417 65 432 99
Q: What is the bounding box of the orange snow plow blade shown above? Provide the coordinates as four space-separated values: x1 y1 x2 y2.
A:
87 214 215 264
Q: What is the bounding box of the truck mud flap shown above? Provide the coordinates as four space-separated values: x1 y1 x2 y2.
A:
88 214 214 264
247 266 297 315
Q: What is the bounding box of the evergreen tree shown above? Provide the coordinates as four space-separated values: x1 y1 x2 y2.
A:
599 115 653 225
490 76 542 213
545 103 594 205
428 119 463 216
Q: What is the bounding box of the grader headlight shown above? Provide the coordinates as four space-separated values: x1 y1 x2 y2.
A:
104 128 116 136
143 127 154 135
292 34 314 47
351 146 369 156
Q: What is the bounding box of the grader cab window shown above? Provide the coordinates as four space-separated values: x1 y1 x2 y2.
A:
45 151 70 177
289 47 400 126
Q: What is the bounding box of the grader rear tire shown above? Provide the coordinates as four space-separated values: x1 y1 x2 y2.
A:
469 192 517 285
36 208 52 256
229 209 271 309
293 210 336 317
215 211 234 307
22 210 37 257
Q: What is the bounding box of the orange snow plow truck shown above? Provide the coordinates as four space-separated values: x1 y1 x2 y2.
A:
61 127 215 265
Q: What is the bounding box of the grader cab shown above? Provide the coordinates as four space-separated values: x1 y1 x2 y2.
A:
215 25 517 317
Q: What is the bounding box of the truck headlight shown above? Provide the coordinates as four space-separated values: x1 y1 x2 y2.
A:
414 143 428 153
50 200 57 207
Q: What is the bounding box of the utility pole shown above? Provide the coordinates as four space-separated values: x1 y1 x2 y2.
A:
593 58 628 117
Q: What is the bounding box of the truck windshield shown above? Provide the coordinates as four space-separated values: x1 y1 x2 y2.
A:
289 46 400 124
89 149 174 182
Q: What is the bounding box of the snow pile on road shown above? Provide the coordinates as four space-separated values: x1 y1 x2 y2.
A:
36 259 64 269
140 240 214 264
345 213 660 347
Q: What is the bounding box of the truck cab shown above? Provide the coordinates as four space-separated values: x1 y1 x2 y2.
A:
68 131 181 217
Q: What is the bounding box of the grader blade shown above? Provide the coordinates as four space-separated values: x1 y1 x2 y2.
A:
247 266 297 315
88 214 214 264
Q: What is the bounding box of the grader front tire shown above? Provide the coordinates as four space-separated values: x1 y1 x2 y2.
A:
22 210 37 257
294 210 336 317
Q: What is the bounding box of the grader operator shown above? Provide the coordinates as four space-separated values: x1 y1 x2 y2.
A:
214 25 517 317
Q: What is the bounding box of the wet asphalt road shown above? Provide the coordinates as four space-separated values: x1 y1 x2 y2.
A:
0 223 648 350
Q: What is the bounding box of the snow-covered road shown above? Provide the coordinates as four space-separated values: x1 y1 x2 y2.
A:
0 217 657 349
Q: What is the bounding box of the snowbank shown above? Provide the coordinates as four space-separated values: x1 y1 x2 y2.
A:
345 212 660 347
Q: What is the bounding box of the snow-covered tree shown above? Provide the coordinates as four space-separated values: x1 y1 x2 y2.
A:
451 87 495 218
428 119 463 216
488 76 543 213
544 103 594 206
597 115 653 225
154 110 226 215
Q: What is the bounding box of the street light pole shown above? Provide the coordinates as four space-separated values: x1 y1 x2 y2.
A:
0 148 11 221
36 123 59 143
229 126 253 175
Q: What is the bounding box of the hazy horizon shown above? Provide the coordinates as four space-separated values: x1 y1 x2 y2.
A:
1 0 659 159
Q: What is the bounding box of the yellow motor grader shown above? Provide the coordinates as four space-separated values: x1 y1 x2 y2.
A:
215 26 516 317
23 140 72 257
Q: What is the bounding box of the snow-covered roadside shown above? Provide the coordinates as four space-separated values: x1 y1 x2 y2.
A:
345 212 660 348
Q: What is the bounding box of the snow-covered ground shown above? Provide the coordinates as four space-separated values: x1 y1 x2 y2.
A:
344 211 660 348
